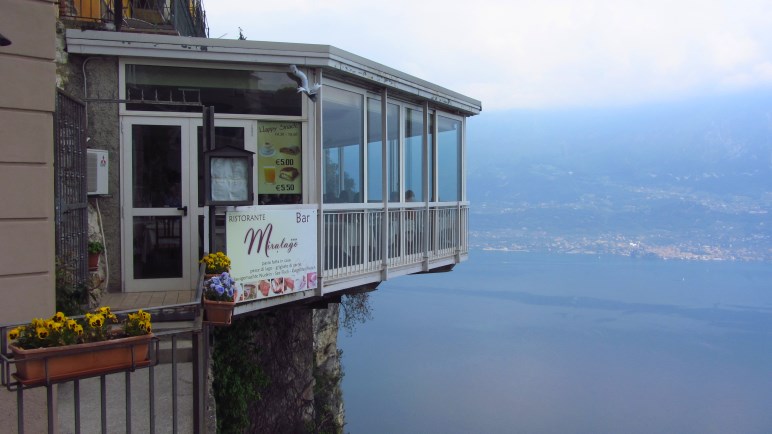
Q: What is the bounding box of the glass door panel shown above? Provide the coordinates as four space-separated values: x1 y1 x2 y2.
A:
133 215 182 279
123 119 191 291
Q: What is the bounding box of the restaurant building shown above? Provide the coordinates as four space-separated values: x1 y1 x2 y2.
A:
60 27 481 312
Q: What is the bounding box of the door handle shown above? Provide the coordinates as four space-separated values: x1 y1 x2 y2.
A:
177 206 188 216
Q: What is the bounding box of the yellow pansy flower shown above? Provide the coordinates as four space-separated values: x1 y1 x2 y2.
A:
8 328 20 340
89 314 104 328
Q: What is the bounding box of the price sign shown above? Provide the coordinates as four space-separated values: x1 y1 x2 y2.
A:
257 121 302 196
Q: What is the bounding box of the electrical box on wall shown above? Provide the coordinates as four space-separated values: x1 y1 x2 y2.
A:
87 149 109 195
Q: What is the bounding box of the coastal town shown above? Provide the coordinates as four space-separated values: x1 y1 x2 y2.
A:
472 228 769 262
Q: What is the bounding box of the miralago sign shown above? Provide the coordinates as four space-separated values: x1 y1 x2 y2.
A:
226 206 318 303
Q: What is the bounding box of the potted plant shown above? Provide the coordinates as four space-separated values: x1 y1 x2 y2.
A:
200 251 231 277
6 307 154 386
202 271 237 326
87 240 104 271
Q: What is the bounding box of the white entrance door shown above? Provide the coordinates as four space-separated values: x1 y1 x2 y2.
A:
122 117 256 292
122 118 193 291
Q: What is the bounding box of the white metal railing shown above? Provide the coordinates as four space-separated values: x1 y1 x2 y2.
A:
322 203 468 280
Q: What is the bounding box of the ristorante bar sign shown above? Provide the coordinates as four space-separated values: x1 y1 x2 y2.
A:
226 206 317 302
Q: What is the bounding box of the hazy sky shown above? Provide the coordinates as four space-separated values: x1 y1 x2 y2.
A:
205 0 772 111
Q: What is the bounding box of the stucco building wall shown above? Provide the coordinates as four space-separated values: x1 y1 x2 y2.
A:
0 0 57 323
0 1 57 431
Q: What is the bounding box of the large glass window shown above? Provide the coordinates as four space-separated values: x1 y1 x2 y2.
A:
125 65 302 115
323 87 363 203
366 100 400 203
438 116 462 201
404 107 424 202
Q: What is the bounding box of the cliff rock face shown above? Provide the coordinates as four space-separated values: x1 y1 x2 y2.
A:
247 309 315 433
242 304 344 433
313 304 345 431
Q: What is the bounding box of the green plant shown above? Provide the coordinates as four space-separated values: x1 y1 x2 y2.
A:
340 292 373 336
212 317 267 433
55 257 86 315
7 306 152 350
88 240 104 254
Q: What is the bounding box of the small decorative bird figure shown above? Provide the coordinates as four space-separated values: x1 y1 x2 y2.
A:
288 65 321 102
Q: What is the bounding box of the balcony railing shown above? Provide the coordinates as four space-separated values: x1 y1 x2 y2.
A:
322 203 469 283
1 304 204 433
59 0 207 37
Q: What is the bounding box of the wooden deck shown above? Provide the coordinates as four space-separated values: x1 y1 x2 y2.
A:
99 290 196 312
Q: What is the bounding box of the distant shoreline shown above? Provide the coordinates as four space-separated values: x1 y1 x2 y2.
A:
477 244 769 263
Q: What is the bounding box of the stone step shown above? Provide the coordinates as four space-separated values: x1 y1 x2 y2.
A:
150 320 198 364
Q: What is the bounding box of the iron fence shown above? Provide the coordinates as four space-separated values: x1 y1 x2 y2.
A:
54 90 89 296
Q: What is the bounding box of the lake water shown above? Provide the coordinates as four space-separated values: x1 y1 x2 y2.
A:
340 250 772 433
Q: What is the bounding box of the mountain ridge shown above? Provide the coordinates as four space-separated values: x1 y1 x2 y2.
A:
467 90 772 261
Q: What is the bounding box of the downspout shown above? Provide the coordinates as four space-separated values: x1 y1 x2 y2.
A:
422 101 430 271
380 89 389 280
82 56 110 290
316 68 325 297
82 56 96 128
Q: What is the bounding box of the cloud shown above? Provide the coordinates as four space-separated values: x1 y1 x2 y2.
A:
205 0 772 110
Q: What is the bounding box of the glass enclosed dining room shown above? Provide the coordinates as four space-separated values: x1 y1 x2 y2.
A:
319 82 468 291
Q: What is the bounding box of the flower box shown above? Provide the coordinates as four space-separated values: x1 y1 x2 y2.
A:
10 333 154 386
203 299 235 326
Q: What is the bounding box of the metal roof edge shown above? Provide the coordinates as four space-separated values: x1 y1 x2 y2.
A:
65 29 482 115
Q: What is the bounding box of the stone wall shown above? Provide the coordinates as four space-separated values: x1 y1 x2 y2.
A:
246 308 315 433
56 43 122 293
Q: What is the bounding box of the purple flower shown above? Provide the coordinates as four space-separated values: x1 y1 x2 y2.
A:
215 284 225 295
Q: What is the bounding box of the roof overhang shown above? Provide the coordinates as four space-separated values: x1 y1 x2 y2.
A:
65 30 482 115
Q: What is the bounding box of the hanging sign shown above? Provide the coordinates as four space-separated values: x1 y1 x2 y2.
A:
226 206 317 302
257 121 302 196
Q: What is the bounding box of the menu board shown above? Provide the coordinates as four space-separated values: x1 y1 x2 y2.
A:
257 121 301 196
226 207 318 302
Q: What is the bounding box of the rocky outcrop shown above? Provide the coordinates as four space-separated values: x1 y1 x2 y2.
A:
246 309 315 433
313 304 345 431
212 303 344 433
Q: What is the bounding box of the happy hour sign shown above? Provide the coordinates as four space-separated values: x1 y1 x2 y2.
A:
226 206 317 302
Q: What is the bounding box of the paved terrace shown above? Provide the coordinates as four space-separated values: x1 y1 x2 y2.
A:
99 290 196 311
